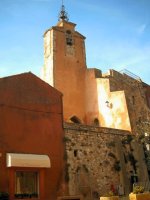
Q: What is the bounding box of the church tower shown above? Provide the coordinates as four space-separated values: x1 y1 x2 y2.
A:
41 3 132 131
41 4 87 123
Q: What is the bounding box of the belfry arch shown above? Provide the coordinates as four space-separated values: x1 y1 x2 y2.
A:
69 116 81 124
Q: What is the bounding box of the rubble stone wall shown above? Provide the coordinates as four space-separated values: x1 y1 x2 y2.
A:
64 123 149 200
64 123 130 199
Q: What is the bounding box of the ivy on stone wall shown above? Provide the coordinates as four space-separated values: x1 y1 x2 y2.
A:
108 152 116 159
113 160 121 172
64 163 70 182
121 135 138 173
63 136 71 143
108 151 121 172
106 141 116 148
121 135 133 145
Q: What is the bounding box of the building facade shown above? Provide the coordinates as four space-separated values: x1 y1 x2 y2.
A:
1 5 149 200
63 123 149 199
41 14 150 133
41 6 150 198
0 72 64 200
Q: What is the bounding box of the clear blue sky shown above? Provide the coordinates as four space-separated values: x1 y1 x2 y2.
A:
0 0 150 84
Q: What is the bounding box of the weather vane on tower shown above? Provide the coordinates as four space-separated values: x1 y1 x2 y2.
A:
58 0 69 21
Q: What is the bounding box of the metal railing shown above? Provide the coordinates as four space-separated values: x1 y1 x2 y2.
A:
119 69 142 81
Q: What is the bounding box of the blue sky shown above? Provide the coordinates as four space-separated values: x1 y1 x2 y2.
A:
0 0 150 84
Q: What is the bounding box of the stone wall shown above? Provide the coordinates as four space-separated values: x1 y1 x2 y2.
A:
64 123 128 199
63 123 149 200
105 69 150 134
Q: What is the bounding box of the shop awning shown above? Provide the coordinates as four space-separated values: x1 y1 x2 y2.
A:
6 153 51 168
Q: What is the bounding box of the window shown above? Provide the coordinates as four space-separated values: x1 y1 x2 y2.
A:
66 30 73 46
132 96 135 105
93 118 100 126
74 150 78 157
15 171 39 199
70 116 81 124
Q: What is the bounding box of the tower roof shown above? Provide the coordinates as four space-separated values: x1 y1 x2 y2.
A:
58 0 69 21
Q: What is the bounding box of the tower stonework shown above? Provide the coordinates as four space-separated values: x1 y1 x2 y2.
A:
42 20 87 123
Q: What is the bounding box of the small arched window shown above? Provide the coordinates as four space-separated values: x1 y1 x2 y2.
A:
93 118 100 127
66 30 73 46
74 150 78 157
70 116 81 124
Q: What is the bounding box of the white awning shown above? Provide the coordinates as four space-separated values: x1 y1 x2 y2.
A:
6 153 51 168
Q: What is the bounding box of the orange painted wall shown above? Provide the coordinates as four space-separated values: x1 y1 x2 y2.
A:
53 21 86 123
42 21 132 130
84 69 131 130
0 73 64 200
42 20 87 123
96 78 131 131
42 20 149 132
85 69 99 124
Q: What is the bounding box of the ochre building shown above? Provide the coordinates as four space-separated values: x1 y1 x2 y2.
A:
41 12 150 134
40 9 150 198
0 72 64 200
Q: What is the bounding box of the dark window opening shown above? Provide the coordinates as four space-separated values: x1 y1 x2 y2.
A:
66 38 73 46
66 30 73 46
93 118 100 126
15 171 39 199
74 150 78 157
70 116 81 124
66 30 71 34
132 96 135 105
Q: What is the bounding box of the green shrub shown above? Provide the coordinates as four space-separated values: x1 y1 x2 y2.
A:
133 185 144 194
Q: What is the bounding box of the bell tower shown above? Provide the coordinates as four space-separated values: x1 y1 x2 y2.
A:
41 3 87 123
